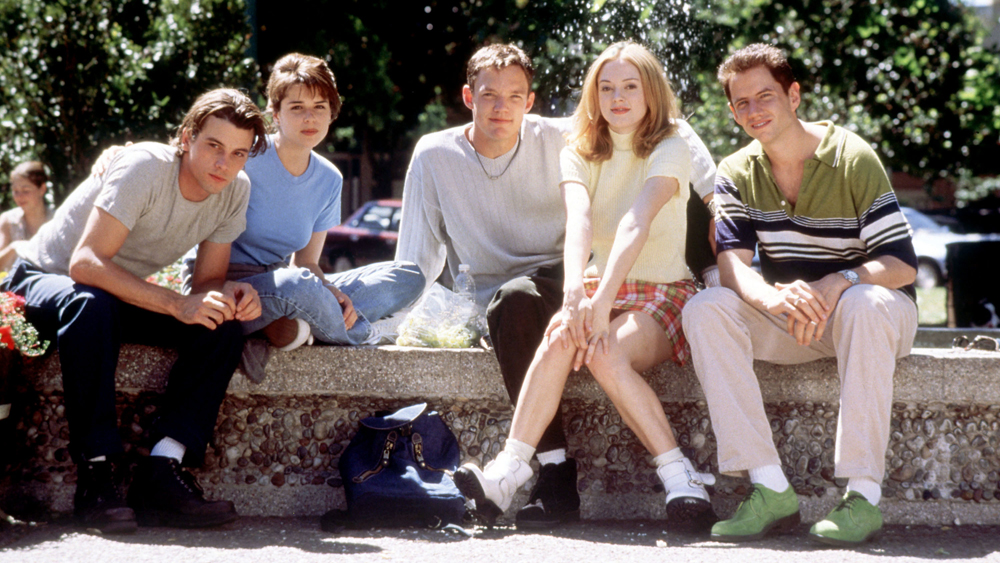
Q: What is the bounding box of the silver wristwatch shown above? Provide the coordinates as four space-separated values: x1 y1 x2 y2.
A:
839 269 860 286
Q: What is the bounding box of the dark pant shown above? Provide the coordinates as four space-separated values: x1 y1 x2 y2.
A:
2 260 242 466
486 264 566 454
685 184 716 284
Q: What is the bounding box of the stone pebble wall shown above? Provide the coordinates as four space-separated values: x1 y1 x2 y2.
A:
4 389 1000 514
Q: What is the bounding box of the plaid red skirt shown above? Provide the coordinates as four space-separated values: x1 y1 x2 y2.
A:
583 278 698 366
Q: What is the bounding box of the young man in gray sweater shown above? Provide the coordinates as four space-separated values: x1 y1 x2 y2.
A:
396 44 718 528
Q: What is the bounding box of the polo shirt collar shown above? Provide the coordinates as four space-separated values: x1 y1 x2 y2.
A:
747 120 843 168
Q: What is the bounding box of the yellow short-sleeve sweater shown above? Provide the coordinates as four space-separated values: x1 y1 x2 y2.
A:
560 129 691 284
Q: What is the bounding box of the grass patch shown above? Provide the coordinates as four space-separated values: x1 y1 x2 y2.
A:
917 286 947 326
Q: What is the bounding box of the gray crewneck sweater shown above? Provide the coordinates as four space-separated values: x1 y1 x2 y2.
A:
396 114 570 306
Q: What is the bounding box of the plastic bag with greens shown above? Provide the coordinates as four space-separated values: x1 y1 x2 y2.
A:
395 283 482 348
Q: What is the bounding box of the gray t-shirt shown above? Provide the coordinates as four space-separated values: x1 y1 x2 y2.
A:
20 142 250 278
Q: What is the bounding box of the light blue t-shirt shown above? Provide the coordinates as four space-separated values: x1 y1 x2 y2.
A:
230 136 343 265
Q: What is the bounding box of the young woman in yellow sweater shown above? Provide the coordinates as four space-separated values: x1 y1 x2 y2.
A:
456 41 715 531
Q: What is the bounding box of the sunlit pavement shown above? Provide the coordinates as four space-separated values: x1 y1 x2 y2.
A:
2 517 999 562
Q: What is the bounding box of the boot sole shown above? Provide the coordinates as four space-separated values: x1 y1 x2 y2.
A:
666 497 718 534
78 516 139 535
77 507 138 535
135 509 239 529
454 467 503 526
809 527 882 547
711 510 801 542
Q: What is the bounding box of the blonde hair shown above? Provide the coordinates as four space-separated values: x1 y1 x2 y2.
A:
568 41 679 162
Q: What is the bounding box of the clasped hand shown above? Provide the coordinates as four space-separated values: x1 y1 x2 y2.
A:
176 281 261 329
763 274 850 345
544 287 613 371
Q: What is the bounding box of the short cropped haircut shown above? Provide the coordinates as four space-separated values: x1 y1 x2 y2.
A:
266 53 341 122
717 43 796 102
170 88 268 158
568 41 679 162
11 161 48 189
466 43 534 90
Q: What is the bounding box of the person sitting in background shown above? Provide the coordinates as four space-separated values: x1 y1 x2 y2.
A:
0 161 55 271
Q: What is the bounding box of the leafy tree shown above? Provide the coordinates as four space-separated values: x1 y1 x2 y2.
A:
462 0 1000 189
688 0 1000 185
0 0 258 206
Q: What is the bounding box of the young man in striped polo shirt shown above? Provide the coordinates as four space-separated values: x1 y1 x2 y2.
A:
681 44 919 545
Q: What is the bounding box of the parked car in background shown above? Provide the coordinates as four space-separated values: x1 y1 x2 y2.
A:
320 199 401 273
902 206 1000 289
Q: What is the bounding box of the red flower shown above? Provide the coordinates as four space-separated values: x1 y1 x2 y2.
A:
0 325 14 351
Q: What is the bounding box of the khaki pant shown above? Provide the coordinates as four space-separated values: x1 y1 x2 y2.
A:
682 285 918 481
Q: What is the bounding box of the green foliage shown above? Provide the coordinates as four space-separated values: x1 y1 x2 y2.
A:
463 0 732 116
254 0 478 191
461 0 1000 186
691 0 1000 182
0 0 258 205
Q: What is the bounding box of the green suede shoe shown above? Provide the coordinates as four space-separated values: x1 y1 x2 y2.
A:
809 492 883 546
710 484 800 542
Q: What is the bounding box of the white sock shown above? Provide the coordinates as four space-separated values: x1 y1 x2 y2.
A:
652 447 685 467
748 465 790 493
847 477 882 506
88 455 107 462
501 438 536 464
536 448 567 466
701 266 721 288
150 436 186 463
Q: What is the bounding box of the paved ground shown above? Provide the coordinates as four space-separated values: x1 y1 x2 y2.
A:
2 516 1000 562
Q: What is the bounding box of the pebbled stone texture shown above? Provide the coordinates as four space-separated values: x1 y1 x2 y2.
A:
2 345 1000 525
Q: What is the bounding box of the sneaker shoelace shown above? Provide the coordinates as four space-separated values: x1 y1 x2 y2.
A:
168 459 205 497
735 485 766 514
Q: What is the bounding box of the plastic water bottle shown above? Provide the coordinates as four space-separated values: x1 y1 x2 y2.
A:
454 264 476 303
454 264 486 334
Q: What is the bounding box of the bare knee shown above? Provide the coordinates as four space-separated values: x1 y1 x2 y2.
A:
585 346 630 385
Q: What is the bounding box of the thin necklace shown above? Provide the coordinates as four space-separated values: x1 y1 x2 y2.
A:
471 134 521 180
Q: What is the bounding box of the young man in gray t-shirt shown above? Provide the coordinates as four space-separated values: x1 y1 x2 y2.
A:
1 89 268 534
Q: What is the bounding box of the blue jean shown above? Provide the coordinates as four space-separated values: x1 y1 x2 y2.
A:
1 260 243 466
237 261 425 345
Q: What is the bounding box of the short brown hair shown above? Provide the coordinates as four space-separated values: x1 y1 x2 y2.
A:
170 88 268 157
568 41 679 162
466 43 534 90
717 43 796 102
266 53 342 121
11 161 48 189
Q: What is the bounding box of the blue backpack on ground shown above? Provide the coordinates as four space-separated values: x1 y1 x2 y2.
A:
334 403 466 529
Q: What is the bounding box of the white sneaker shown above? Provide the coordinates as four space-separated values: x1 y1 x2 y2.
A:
454 451 534 524
277 318 312 352
657 457 718 531
362 320 396 346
